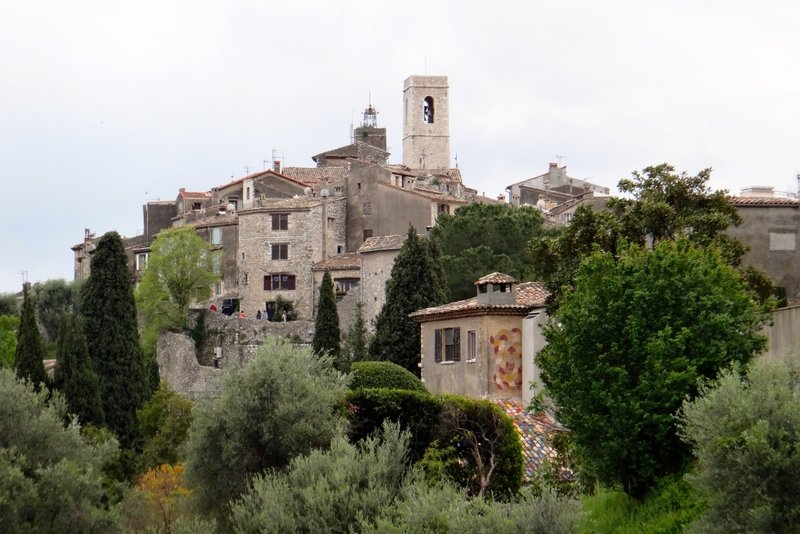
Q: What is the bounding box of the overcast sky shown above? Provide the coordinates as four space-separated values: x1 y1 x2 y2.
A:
2 1 799 293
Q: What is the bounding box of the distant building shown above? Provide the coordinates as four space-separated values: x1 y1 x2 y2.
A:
506 162 609 212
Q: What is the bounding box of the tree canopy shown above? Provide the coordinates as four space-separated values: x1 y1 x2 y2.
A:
53 314 104 427
0 368 120 532
80 231 149 448
184 337 348 517
0 315 19 369
530 164 757 311
13 285 47 390
680 357 800 532
369 227 448 375
31 278 83 345
312 270 342 368
431 202 549 300
136 226 218 354
536 239 770 498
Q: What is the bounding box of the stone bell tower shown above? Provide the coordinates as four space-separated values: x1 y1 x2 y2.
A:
402 75 450 170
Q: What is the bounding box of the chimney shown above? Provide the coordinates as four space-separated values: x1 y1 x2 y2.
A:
273 160 282 173
549 162 558 169
179 187 186 193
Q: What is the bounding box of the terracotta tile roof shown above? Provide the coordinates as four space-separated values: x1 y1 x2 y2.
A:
495 400 567 481
312 253 361 271
358 234 408 253
410 281 548 321
731 196 799 207
476 272 518 285
215 169 309 191
281 166 349 185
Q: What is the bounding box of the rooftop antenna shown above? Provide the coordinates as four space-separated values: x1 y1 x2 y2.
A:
20 270 28 286
350 109 354 143
556 154 565 166
244 165 250 175
454 152 458 169
263 159 268 171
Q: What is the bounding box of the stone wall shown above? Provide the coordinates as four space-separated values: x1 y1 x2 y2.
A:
761 305 800 361
360 249 400 330
157 331 223 400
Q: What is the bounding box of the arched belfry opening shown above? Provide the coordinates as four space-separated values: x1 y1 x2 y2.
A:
423 96 435 123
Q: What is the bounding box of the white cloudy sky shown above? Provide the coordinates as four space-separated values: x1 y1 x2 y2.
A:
2 1 799 293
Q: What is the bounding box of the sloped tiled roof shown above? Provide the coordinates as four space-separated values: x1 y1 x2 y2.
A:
312 253 361 272
476 272 518 285
178 190 210 199
358 234 407 253
312 141 389 165
240 196 346 211
281 166 349 186
495 400 567 481
378 182 469 204
731 196 799 207
410 281 548 321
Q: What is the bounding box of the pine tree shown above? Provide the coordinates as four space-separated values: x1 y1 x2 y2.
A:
53 314 104 426
343 301 368 363
313 271 343 369
369 227 448 375
14 284 47 390
80 231 148 448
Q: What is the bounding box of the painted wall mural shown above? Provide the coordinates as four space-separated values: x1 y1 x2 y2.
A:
490 327 522 391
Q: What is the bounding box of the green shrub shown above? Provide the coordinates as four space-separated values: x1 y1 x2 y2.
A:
231 422 409 533
349 361 427 392
431 395 524 499
345 388 441 463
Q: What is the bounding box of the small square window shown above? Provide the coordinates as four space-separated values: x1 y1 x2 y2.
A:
466 331 477 363
363 202 372 215
211 227 222 245
363 229 373 241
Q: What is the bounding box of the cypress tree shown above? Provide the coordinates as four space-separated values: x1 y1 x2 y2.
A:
80 231 148 448
53 314 104 426
14 284 47 390
344 301 368 363
369 227 448 375
313 271 343 369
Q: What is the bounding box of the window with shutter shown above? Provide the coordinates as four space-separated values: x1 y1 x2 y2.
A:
263 275 271 290
434 329 442 363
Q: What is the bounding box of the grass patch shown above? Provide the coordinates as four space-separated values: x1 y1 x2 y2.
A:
578 474 705 533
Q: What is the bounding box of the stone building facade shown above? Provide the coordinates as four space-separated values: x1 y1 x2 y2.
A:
237 196 347 320
358 235 406 330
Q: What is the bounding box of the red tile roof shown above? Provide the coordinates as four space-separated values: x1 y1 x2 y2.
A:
410 281 548 321
281 166 349 185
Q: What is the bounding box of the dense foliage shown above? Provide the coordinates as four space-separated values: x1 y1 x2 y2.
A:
342 301 369 362
345 388 523 498
680 357 800 532
530 164 761 311
312 270 342 368
431 202 549 300
0 368 120 532
349 361 427 392
137 383 193 471
0 293 19 316
136 226 218 355
53 314 104 427
232 423 409 533
0 315 19 368
31 278 83 344
537 239 770 498
369 227 448 375
184 337 348 517
13 285 47 389
80 231 150 448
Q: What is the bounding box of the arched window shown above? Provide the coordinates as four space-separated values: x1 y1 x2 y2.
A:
423 96 435 123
